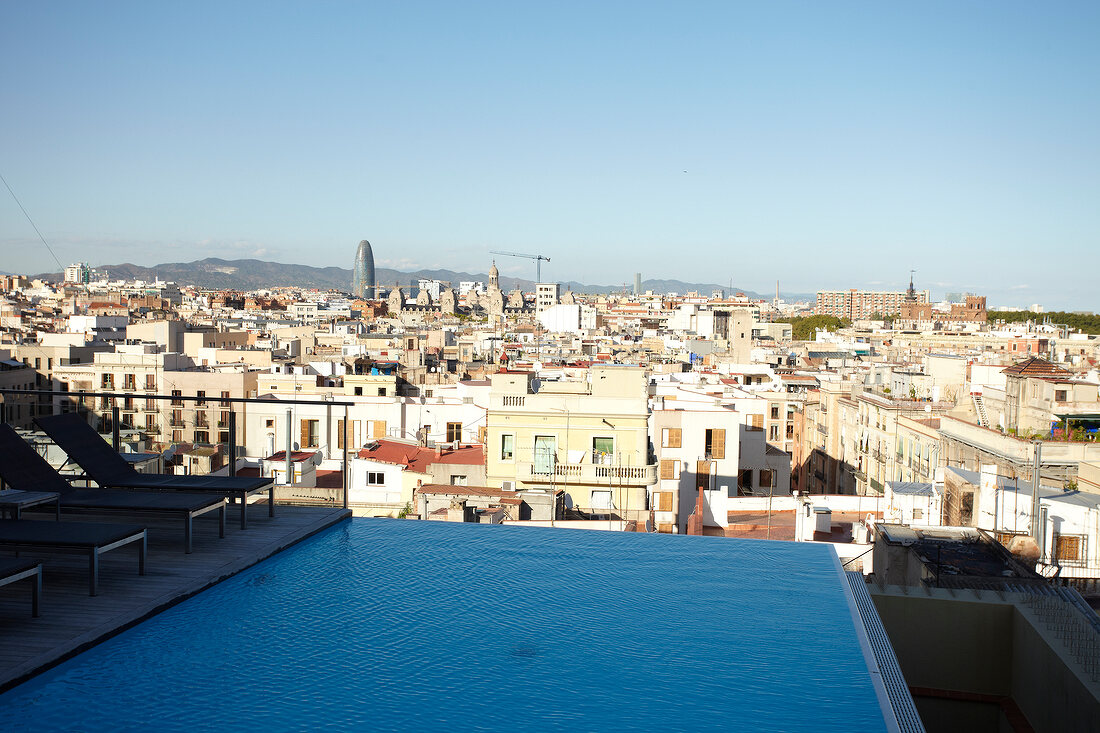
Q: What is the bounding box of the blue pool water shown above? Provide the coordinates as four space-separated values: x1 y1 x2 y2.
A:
0 520 889 731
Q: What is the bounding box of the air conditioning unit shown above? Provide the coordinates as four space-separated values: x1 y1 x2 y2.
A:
502 480 515 491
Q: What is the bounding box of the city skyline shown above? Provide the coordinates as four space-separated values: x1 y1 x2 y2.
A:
1 2 1097 310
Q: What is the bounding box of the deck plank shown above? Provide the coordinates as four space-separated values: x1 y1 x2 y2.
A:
0 505 350 692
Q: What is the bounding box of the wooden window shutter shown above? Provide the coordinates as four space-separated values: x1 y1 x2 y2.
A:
711 429 725 459
669 428 682 448
337 419 345 449
300 420 309 449
659 492 673 512
660 459 675 480
751 414 763 430
373 420 386 438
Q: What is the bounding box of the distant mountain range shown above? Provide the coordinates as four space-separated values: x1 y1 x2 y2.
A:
31 258 814 301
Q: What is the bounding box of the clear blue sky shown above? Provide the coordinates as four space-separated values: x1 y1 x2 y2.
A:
2 1 1097 309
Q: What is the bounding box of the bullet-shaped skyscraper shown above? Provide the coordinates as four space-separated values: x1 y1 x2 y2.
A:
352 240 376 299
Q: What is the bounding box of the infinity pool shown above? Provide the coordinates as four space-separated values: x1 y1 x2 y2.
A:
0 519 890 731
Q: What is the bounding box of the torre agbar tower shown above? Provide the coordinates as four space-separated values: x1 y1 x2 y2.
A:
352 240 376 299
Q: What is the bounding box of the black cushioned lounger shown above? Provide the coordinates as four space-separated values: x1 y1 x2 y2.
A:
0 557 42 617
35 413 274 529
0 520 146 596
0 425 225 553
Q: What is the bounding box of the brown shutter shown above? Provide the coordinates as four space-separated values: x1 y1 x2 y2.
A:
372 420 386 438
668 428 682 448
696 461 712 490
660 459 674 480
711 429 725 459
751 414 763 431
659 492 673 512
337 419 345 449
300 420 309 449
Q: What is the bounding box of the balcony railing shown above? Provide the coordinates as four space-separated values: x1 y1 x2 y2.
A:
519 461 658 485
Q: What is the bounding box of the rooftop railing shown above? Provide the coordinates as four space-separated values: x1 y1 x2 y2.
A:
0 388 356 510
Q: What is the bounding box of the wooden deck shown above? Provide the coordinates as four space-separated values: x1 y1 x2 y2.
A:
0 504 351 692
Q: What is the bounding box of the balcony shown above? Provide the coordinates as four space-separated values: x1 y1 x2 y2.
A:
517 461 658 486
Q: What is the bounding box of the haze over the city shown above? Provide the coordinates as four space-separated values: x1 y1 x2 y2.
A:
1 1 1097 309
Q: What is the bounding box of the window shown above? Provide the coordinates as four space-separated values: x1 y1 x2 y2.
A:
659 459 680 480
372 420 387 438
770 404 780 419
219 430 230 444
912 508 924 520
220 411 230 427
450 475 467 486
123 373 136 390
1055 534 1085 565
704 428 725 459
172 430 183 443
657 491 673 512
446 422 462 443
661 427 682 448
101 374 114 389
265 419 274 428
1055 389 1067 402
195 411 208 427
145 414 157 430
171 410 183 427
749 414 764 431
145 374 156 390
759 469 775 489
366 472 384 485
377 388 387 396
501 434 514 461
301 419 320 448
769 425 779 441
194 430 209 444
171 389 182 406
220 390 230 406
354 387 363 396
196 391 206 406
592 437 614 464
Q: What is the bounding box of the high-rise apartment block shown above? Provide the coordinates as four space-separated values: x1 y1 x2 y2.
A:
814 288 930 319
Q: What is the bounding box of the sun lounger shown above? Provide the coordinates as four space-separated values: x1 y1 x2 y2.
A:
35 414 274 529
0 520 146 596
0 557 42 617
0 425 226 553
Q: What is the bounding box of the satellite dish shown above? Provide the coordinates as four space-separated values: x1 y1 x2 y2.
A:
645 520 654 532
563 493 574 510
161 446 177 462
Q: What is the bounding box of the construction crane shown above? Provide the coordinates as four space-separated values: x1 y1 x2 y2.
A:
489 250 551 284
490 249 551 366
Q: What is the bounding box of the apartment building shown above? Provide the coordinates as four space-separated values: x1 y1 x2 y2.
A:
814 288 930 320
650 403 743 533
485 366 656 518
999 357 1100 435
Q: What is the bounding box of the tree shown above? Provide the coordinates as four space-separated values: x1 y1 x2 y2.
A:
778 315 852 341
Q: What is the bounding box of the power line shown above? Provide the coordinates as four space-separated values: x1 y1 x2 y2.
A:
0 170 64 271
